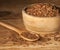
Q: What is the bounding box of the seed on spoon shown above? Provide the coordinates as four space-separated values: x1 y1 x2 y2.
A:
20 32 40 41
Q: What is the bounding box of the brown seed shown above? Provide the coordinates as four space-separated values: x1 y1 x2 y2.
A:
26 3 59 17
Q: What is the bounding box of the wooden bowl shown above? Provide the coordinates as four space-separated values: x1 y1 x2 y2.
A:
22 4 60 36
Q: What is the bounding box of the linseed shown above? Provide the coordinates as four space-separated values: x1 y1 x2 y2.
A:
26 3 59 17
21 32 38 40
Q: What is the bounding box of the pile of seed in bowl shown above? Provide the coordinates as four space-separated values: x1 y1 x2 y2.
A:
25 3 59 17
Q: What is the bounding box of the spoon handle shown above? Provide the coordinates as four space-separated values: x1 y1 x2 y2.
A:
0 22 23 34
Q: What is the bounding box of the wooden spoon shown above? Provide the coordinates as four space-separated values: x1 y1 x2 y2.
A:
0 22 39 41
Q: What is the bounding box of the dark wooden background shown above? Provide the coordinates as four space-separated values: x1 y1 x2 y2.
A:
0 0 60 19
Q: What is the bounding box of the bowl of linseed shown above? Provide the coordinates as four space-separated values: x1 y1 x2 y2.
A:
22 3 60 36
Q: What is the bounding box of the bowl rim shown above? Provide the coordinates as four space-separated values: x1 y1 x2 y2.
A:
22 3 60 18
